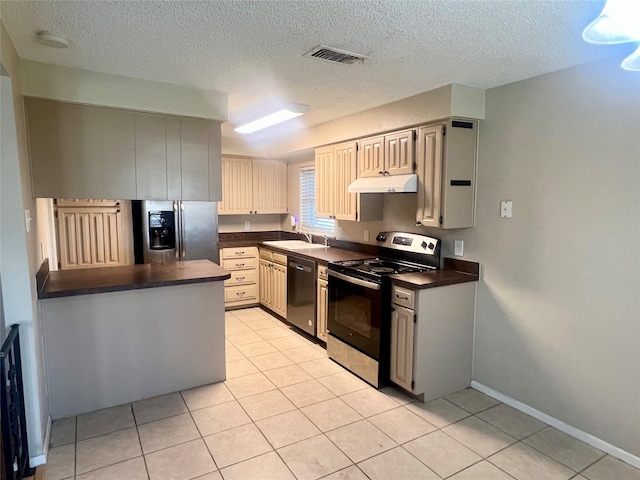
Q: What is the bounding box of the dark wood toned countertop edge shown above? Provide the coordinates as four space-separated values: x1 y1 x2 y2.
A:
37 260 230 300
36 258 50 293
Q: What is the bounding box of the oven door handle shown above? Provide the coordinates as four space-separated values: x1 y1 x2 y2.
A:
328 270 381 291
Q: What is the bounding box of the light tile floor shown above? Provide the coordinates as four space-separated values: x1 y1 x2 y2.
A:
47 307 640 480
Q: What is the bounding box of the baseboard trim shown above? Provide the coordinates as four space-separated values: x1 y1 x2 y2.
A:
29 416 51 468
471 381 640 469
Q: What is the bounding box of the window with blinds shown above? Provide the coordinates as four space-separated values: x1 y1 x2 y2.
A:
300 166 335 234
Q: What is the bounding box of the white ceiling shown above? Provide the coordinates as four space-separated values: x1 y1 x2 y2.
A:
0 0 626 140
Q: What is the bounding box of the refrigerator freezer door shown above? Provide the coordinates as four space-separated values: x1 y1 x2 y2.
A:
180 201 219 263
142 200 178 264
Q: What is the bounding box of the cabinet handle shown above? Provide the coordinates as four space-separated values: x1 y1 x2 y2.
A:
116 209 121 213
416 221 422 226
378 171 385 175
236 251 245 255
396 294 409 300
236 276 245 281
236 291 246 296
236 263 245 267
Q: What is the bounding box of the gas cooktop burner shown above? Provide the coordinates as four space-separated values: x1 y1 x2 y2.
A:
340 260 364 267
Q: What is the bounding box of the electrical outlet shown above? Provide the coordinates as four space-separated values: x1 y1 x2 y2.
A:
24 209 32 233
244 221 250 230
500 200 513 218
364 229 370 242
454 240 464 256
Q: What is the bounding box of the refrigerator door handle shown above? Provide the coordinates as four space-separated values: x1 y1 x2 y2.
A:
174 201 180 259
180 201 186 259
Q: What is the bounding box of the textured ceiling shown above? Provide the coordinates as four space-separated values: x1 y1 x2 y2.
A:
0 0 625 139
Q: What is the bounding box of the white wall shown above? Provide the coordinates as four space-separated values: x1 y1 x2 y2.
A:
470 58 639 458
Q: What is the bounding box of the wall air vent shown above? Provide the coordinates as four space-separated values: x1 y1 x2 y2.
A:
304 45 369 65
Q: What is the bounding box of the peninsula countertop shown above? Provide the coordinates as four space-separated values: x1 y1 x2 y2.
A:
37 259 231 299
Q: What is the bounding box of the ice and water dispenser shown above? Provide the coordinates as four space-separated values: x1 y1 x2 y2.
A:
148 211 176 250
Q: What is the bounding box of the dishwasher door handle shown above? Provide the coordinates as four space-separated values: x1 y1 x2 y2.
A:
296 265 304 271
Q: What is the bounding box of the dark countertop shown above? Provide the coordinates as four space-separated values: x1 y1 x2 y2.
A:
38 260 230 299
391 257 479 289
258 244 372 265
259 243 479 288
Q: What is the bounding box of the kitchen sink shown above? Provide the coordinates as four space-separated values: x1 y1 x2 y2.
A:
262 240 329 250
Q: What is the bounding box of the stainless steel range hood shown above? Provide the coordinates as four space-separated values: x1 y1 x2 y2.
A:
347 174 418 193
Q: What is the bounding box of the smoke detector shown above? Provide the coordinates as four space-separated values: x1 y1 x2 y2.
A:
37 31 69 48
303 45 368 65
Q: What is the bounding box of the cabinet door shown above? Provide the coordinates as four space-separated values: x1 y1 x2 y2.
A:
208 122 223 202
390 305 414 392
358 136 384 178
57 207 125 269
220 157 253 214
317 278 328 342
181 119 210 201
273 262 287 318
60 103 104 199
259 259 271 307
252 160 288 214
166 118 182 200
385 130 415 176
314 146 334 219
135 113 168 200
102 109 136 199
416 125 443 228
91 209 125 267
57 210 93 269
25 98 61 198
332 142 358 221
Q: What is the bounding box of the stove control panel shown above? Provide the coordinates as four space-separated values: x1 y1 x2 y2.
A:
375 231 439 256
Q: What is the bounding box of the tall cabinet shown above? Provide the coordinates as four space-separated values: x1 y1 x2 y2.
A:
416 120 477 229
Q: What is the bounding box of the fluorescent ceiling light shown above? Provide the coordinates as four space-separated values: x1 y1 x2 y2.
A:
234 106 308 134
582 0 640 44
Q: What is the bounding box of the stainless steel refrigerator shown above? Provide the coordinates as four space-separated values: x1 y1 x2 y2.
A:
139 201 219 264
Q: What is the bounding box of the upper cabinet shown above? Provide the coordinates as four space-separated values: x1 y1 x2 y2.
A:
219 157 287 215
315 142 382 222
358 129 415 178
416 120 477 229
25 98 222 201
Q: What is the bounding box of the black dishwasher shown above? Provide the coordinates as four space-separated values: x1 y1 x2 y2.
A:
287 256 316 336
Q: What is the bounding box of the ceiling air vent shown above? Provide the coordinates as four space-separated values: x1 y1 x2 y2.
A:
304 45 368 65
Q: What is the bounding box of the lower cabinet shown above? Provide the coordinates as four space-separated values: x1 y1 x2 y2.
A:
221 246 258 308
316 265 329 342
390 282 476 401
259 248 287 318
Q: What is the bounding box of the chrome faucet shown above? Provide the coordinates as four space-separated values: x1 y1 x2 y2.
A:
300 231 313 243
323 235 329 247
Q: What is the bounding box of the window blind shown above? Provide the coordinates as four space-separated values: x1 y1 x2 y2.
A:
300 167 335 234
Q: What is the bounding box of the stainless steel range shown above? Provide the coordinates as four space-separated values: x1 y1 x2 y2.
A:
327 232 440 387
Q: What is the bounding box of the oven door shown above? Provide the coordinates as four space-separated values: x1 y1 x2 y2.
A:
328 270 383 359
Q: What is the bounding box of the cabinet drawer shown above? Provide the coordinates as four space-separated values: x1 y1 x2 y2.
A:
318 265 328 281
222 257 258 270
392 285 415 309
273 252 287 266
259 248 273 261
225 284 257 302
221 246 257 260
225 269 257 286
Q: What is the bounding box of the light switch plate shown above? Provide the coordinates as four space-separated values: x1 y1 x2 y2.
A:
364 229 370 242
244 221 250 230
454 239 464 256
500 201 513 218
